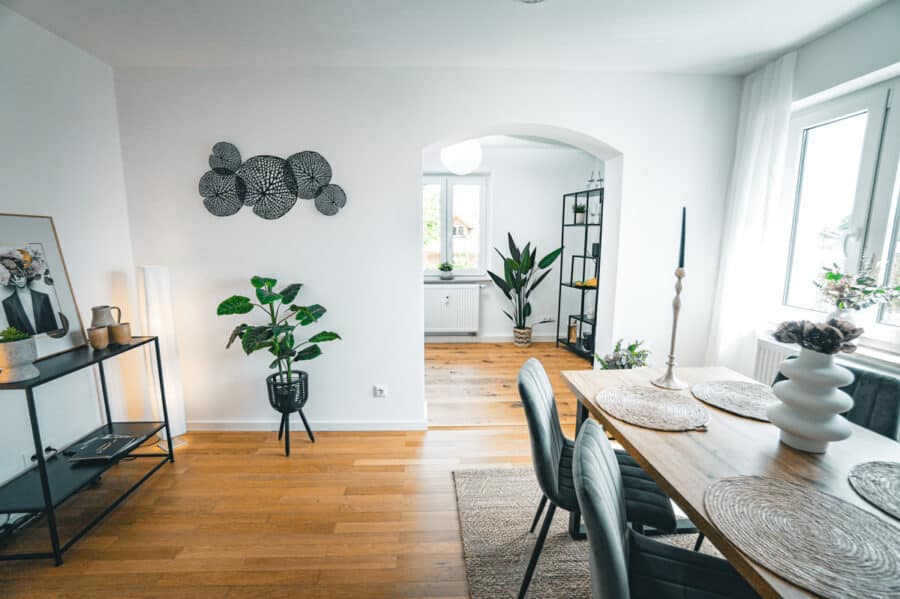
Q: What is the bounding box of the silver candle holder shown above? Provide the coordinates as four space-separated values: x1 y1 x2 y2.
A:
652 267 688 390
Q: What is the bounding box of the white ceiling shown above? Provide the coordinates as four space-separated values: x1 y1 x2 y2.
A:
0 0 884 74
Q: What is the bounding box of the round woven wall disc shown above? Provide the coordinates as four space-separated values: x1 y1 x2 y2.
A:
288 151 332 199
236 155 299 220
314 184 346 216
199 169 245 216
209 141 242 172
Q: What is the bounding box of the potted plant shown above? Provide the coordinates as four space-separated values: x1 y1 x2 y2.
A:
438 262 454 281
487 234 562 347
596 339 649 370
0 326 39 383
573 202 587 224
814 262 900 322
217 277 340 452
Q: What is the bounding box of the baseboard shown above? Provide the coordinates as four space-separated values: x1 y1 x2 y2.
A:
425 334 557 343
188 419 428 432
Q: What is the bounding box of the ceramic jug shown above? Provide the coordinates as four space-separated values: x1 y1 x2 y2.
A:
91 305 121 328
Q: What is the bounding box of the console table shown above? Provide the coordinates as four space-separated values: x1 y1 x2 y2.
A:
0 336 173 565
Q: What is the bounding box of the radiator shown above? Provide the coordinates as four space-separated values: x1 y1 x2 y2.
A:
753 338 793 385
424 284 480 334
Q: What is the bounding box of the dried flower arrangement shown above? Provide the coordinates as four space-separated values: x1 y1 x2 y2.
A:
772 319 863 355
815 262 900 311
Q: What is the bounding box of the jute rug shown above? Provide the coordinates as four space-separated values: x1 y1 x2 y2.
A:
453 467 719 599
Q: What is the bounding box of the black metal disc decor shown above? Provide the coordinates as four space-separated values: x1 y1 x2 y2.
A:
198 142 347 220
199 169 246 217
314 184 347 216
288 151 332 199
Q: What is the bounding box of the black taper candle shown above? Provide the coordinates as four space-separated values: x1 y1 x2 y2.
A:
678 206 686 268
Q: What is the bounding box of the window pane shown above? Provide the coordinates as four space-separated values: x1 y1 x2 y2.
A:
785 112 868 310
451 184 481 270
423 183 442 270
880 197 900 326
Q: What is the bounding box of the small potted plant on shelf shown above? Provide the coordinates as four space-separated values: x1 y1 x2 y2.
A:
572 201 587 224
217 277 340 455
487 233 562 347
0 326 39 383
596 339 649 370
814 262 900 322
438 262 454 281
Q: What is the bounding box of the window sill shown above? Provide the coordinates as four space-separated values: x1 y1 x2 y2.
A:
424 274 491 285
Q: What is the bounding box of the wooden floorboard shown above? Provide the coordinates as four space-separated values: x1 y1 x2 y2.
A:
0 343 587 598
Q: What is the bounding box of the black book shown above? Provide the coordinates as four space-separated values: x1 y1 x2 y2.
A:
66 433 144 463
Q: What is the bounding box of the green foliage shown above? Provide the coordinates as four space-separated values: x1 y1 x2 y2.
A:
487 233 562 329
0 327 31 343
572 202 587 214
217 278 340 378
815 262 900 311
596 339 650 370
438 262 453 272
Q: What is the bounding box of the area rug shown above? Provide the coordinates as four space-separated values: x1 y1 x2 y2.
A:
453 467 719 599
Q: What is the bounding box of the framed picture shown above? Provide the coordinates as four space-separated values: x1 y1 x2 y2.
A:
0 214 86 358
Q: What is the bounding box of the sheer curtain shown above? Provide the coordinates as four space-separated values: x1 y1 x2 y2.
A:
706 52 797 375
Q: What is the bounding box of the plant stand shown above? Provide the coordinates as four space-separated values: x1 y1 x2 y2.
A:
267 371 315 456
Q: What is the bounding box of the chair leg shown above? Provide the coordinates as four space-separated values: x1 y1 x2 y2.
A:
529 495 548 534
518 502 556 599
693 533 704 551
298 408 315 443
278 414 286 441
284 414 290 457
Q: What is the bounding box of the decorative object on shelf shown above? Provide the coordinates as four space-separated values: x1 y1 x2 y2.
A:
652 207 687 390
91 305 121 328
438 262 454 281
217 276 341 455
596 339 649 370
487 233 561 348
572 201 586 224
199 143 349 219
0 214 85 357
567 322 577 344
581 331 594 352
848 461 900 520
691 381 777 421
440 139 483 175
591 242 600 258
815 261 900 321
572 277 597 288
109 322 132 345
767 318 863 453
87 326 109 350
0 326 39 382
594 385 710 431
704 475 900 599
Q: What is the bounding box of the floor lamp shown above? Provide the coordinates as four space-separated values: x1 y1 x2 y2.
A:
138 265 188 448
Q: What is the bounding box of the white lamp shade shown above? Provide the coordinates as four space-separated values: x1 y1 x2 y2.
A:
440 140 483 175
139 265 187 438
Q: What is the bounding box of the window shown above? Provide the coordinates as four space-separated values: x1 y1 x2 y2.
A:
782 78 900 349
422 175 488 274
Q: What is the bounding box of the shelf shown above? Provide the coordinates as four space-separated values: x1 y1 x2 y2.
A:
557 338 593 360
572 254 599 260
0 337 156 391
561 282 598 291
0 421 166 513
563 222 602 227
568 314 595 326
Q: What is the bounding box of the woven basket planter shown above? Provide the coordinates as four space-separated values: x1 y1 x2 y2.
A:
513 327 532 347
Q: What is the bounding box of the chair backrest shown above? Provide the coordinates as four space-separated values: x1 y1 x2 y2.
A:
573 419 631 599
517 358 576 510
774 362 900 441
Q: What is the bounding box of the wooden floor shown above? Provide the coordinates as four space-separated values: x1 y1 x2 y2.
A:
0 343 588 598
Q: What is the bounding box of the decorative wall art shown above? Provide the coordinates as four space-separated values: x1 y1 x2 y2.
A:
198 142 347 219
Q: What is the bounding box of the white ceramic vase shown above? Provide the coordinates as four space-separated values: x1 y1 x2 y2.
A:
767 348 854 453
0 337 40 383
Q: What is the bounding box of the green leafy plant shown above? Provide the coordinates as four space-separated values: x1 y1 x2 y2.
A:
438 262 453 272
0 327 31 343
596 339 650 370
217 276 340 381
487 233 562 329
815 262 900 311
572 202 586 214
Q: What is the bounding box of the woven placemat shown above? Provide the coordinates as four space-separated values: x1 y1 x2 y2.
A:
705 476 900 599
691 381 777 421
594 386 710 431
849 461 900 520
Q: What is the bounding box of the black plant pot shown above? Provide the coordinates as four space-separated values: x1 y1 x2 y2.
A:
266 371 314 456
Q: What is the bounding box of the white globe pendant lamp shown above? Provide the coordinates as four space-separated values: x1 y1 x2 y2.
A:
440 140 483 175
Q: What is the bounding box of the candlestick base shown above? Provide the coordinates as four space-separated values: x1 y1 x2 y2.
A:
651 366 688 391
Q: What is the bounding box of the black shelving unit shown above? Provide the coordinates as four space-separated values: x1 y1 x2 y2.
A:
556 188 603 361
0 337 173 565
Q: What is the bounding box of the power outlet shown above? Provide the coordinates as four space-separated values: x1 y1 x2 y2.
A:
373 385 388 399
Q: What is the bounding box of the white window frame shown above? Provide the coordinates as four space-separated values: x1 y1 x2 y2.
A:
779 77 900 352
422 174 489 277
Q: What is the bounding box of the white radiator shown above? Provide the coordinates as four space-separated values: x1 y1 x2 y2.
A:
754 338 793 385
424 284 480 334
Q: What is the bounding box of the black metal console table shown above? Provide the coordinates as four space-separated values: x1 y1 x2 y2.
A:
0 336 173 565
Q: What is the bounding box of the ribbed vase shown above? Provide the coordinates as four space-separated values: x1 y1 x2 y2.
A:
767 348 854 453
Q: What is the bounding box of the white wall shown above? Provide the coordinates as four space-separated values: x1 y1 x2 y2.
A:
114 66 740 430
794 0 900 99
423 143 599 341
0 5 139 483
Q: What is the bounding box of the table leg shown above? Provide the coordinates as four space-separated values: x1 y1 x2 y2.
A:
26 389 63 565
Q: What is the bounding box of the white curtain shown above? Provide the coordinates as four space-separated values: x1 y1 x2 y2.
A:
706 52 797 375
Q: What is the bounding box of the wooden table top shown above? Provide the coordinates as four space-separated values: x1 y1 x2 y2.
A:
562 365 900 599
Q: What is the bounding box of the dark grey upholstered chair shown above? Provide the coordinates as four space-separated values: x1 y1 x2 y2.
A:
774 362 900 441
573 419 759 599
517 358 677 598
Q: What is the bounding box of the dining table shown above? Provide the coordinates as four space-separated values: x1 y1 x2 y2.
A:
561 365 900 599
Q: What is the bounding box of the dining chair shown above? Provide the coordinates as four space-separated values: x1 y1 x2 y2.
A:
516 358 677 598
573 418 759 599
